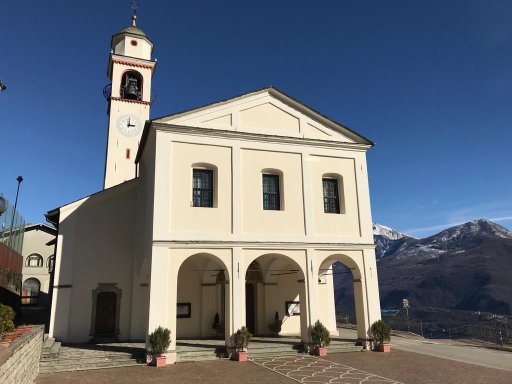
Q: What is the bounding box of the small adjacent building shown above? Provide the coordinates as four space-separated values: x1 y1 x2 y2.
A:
47 14 382 356
21 224 56 308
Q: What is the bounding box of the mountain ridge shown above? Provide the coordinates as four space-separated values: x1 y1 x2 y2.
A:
334 218 512 320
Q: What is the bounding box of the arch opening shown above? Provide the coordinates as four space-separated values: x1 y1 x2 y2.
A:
22 278 40 305
244 253 305 337
317 254 362 339
176 253 230 340
120 70 143 101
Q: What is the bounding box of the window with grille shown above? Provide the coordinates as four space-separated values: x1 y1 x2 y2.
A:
262 174 281 210
192 169 213 207
323 178 340 213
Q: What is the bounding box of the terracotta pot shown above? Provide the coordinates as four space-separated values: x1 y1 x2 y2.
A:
3 333 16 342
234 351 248 361
314 346 327 356
154 356 166 367
377 343 391 352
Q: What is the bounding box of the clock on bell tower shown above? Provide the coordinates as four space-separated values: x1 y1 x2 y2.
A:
103 14 156 189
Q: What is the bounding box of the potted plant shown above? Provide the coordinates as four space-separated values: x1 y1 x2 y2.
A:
232 326 251 361
148 326 171 367
268 311 283 336
309 320 331 356
212 312 224 338
370 319 391 352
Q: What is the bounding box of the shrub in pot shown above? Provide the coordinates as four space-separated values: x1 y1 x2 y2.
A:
370 319 391 352
149 326 171 367
309 320 330 356
268 311 283 335
232 326 251 361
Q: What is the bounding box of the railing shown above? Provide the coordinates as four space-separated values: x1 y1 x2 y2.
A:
0 193 25 256
336 311 512 346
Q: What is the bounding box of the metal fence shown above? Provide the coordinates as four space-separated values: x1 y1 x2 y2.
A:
0 193 25 255
336 311 512 346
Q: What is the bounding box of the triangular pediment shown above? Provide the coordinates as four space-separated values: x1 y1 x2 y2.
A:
153 87 372 145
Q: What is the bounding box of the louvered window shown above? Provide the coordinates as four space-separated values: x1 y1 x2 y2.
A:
262 174 280 210
193 169 213 207
323 178 340 213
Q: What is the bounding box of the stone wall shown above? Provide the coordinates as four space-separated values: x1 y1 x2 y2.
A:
0 325 44 384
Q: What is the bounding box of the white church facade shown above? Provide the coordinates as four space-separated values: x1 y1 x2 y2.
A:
47 16 381 358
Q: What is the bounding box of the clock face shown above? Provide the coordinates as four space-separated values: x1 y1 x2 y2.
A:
117 114 142 137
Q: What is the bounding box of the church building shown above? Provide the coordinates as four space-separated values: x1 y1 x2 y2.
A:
47 14 381 361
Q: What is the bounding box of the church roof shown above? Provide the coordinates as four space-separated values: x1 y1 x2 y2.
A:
117 25 147 38
136 87 374 163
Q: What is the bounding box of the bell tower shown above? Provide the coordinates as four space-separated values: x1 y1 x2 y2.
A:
103 13 156 189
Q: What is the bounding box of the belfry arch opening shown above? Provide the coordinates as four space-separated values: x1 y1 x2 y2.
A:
176 253 230 340
244 254 306 338
120 70 143 101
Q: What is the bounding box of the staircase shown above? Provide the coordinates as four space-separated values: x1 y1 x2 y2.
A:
41 334 61 359
39 340 146 373
176 337 362 362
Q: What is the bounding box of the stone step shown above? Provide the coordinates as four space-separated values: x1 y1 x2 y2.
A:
39 360 144 374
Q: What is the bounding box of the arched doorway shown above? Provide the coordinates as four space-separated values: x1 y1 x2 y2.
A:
22 278 40 305
176 253 230 340
244 254 306 337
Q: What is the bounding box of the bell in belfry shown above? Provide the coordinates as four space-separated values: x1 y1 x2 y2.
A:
123 75 139 100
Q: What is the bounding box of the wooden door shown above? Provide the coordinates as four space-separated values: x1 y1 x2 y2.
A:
95 292 116 335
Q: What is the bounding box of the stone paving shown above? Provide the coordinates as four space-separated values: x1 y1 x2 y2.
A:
251 355 403 384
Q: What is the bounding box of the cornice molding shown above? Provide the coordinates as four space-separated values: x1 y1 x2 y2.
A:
110 97 151 105
111 57 155 70
153 123 372 152
152 240 376 250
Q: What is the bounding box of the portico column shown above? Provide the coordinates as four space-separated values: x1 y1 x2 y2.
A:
229 247 245 348
303 249 319 349
146 246 177 363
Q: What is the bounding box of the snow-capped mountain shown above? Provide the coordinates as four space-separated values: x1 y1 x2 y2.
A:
373 223 411 240
335 219 512 319
372 223 415 260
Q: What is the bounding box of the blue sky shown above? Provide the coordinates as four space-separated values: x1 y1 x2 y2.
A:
1 0 511 238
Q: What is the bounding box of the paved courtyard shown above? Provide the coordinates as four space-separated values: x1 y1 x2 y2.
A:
37 348 512 384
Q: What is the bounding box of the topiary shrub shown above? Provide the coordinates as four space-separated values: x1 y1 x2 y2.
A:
0 303 15 337
309 320 331 347
370 319 391 345
233 326 251 352
149 326 171 357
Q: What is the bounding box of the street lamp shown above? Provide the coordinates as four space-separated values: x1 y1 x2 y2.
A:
8 176 23 248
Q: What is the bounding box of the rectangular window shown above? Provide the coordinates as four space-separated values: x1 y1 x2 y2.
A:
323 178 340 213
192 169 213 207
262 174 280 210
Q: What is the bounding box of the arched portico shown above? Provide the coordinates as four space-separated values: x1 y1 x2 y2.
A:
175 253 231 342
242 252 309 342
315 249 381 347
146 248 233 356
